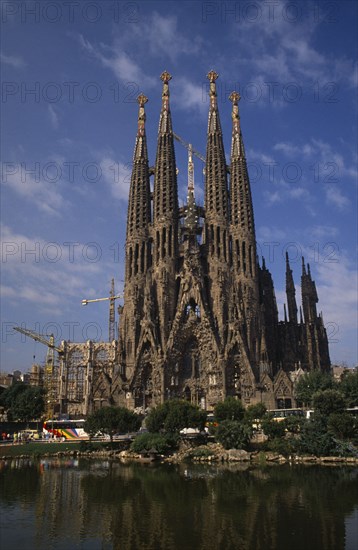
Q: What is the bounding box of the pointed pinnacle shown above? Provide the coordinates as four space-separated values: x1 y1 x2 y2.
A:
301 256 306 275
229 91 241 104
137 93 148 106
207 70 219 82
160 71 172 83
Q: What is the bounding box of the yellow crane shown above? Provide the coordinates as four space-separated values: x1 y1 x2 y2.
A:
13 326 63 418
82 278 123 342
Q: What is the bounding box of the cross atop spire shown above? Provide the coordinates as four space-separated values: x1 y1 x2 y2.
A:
207 70 219 83
136 94 148 138
207 70 219 108
137 93 148 107
160 70 172 84
229 91 241 105
161 71 172 101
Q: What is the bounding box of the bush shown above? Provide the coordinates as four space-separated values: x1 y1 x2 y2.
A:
186 447 212 460
267 438 296 457
282 415 305 434
216 420 252 450
327 412 358 442
296 417 338 456
261 418 286 440
131 432 178 454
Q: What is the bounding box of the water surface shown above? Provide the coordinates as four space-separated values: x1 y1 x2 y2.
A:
0 459 357 550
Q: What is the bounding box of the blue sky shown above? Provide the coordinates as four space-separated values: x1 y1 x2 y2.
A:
1 0 357 372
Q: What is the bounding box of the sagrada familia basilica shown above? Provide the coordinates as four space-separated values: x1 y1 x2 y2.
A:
117 71 331 411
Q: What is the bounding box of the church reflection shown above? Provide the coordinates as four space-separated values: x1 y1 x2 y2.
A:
1 461 357 550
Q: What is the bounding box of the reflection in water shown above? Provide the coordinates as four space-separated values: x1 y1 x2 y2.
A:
0 459 357 550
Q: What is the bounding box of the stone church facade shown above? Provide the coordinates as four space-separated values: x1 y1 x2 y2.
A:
118 71 330 412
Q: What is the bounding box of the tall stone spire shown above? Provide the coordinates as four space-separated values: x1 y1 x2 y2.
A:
120 94 152 378
125 93 151 275
204 71 230 346
152 72 179 346
301 257 318 323
153 71 178 223
205 70 229 221
229 90 260 363
285 252 298 324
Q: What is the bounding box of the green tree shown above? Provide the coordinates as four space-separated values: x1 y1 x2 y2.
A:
214 397 245 422
0 383 45 421
282 415 305 434
84 406 141 443
243 403 267 424
297 417 338 456
216 420 252 450
261 418 286 440
295 370 335 407
313 389 346 417
327 412 358 442
145 400 206 434
131 432 178 454
339 371 358 407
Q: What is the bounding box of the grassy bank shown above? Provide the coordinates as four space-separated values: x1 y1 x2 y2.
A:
0 442 83 457
0 440 130 458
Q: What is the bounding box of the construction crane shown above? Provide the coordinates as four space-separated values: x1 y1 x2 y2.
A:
81 278 123 342
173 132 205 164
13 327 63 354
13 326 63 418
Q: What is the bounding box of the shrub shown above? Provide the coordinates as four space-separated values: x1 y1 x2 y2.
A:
267 437 296 457
327 412 358 442
186 447 212 460
131 432 178 454
296 417 338 456
261 418 286 440
282 415 305 434
216 420 252 450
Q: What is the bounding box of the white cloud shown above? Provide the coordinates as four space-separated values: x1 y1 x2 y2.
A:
1 224 108 312
1 53 26 68
100 157 131 201
48 105 59 129
174 77 207 114
325 185 350 210
230 0 357 89
77 34 155 89
1 162 66 216
307 225 339 240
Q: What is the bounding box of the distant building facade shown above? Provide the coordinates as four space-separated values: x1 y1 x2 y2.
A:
118 71 331 411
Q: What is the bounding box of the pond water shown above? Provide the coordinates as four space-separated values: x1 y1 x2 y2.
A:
0 459 357 550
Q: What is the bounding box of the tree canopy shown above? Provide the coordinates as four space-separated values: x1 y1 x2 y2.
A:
214 397 245 422
312 389 346 417
84 406 141 442
0 382 45 421
145 399 206 434
295 370 335 406
339 371 358 407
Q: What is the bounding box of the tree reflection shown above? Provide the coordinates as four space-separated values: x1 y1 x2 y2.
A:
0 460 357 550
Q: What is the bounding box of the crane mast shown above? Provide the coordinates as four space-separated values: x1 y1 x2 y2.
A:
13 326 62 418
81 278 123 342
